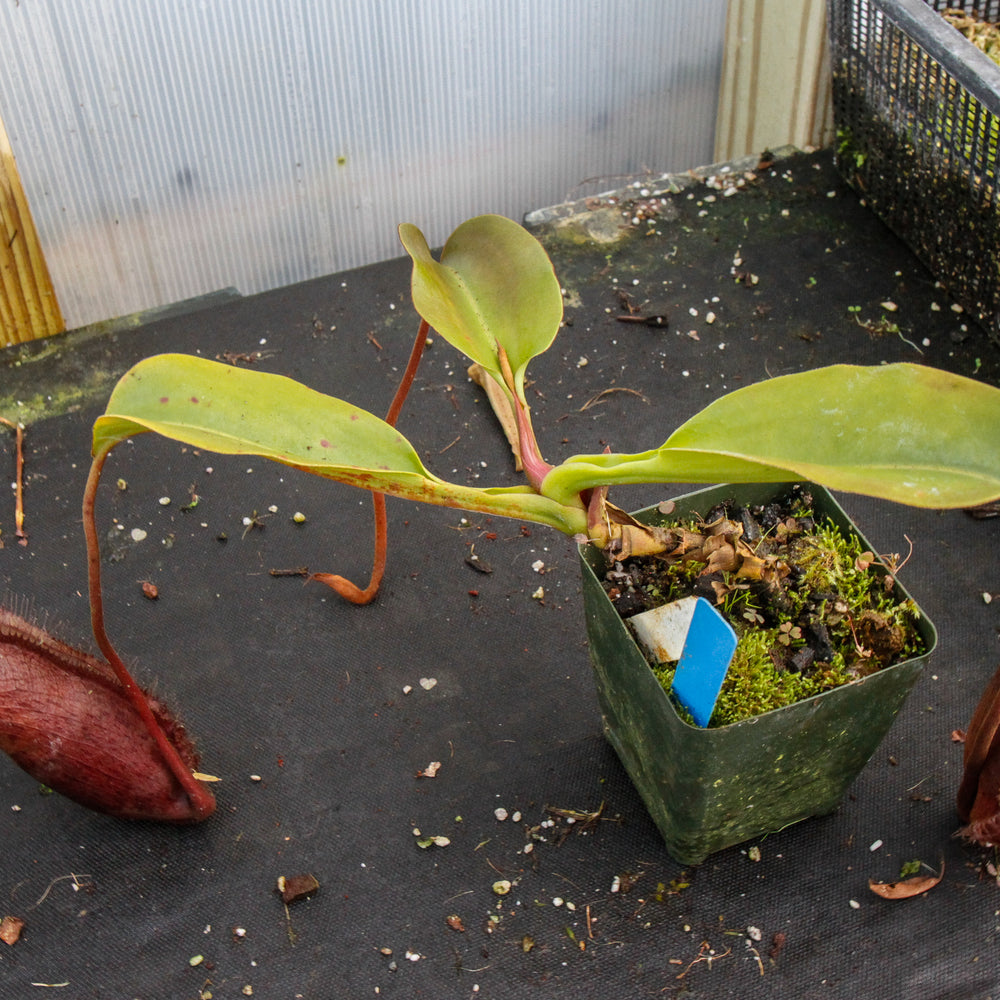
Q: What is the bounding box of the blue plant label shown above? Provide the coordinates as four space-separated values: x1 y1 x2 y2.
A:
670 597 738 728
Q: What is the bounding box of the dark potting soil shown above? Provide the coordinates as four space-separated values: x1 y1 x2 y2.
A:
599 486 927 726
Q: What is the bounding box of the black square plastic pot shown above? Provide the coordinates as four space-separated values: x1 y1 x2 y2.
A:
578 482 937 865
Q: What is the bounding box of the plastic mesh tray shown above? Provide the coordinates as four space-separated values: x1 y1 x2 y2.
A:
828 0 1000 340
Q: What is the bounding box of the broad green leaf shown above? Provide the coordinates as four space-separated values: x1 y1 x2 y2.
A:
398 215 562 388
94 354 433 487
93 354 588 534
542 364 1000 509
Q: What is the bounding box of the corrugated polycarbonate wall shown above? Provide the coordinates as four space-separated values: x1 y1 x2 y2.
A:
0 1 725 329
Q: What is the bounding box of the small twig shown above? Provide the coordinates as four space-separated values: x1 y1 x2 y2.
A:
851 313 923 354
269 566 310 578
283 900 298 946
579 387 648 411
614 313 668 328
33 873 93 908
879 534 914 582
1 417 27 545
545 802 605 830
676 941 731 980
215 349 276 365
846 612 873 660
241 510 268 538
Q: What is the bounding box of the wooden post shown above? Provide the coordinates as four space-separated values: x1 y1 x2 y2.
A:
0 113 64 346
715 0 834 162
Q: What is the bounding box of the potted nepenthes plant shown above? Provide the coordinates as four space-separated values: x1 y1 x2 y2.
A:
3 215 1000 860
579 480 936 862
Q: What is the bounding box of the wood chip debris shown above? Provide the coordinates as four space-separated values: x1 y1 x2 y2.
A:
465 550 493 574
0 915 24 945
277 873 320 904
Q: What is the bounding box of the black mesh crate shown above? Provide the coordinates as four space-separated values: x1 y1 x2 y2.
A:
828 0 1000 340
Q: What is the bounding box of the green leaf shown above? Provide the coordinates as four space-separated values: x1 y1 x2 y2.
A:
542 364 1000 509
94 354 433 488
398 215 562 389
93 354 588 534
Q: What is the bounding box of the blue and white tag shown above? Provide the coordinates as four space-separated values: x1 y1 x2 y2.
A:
670 597 738 727
631 595 737 727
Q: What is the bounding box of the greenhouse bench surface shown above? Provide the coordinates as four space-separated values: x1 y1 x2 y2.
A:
1 149 997 999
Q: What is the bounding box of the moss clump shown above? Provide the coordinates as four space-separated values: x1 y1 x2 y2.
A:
942 10 1000 67
652 630 853 727
602 491 925 727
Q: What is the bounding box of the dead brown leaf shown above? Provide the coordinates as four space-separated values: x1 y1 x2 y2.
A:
735 553 769 580
277 873 320 904
868 861 944 899
468 363 523 470
703 535 740 574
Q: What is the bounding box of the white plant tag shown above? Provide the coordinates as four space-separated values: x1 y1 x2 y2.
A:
629 596 699 663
